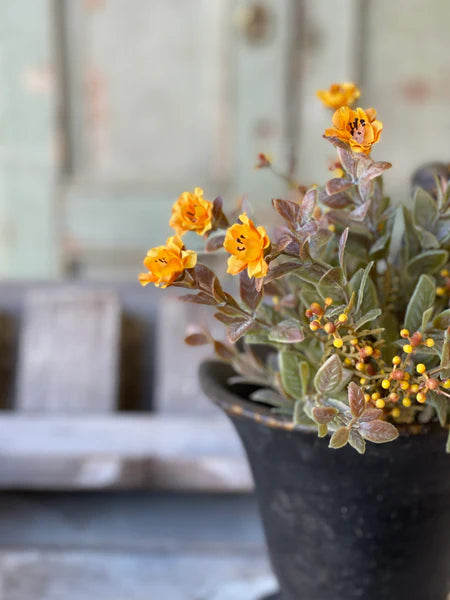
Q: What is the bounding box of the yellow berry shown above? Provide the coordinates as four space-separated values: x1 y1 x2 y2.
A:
389 392 399 403
391 407 401 418
410 384 419 394
333 338 344 349
371 392 381 401
363 346 373 357
350 338 359 346
416 392 426 404
310 321 320 332
381 379 391 389
356 361 365 371
404 372 410 380
364 393 371 402
400 329 410 338
392 356 402 365
443 379 450 389
328 224 336 232
324 297 333 306
403 344 413 354
375 399 386 409
338 313 348 323
416 363 426 374
436 286 446 296
344 357 352 366
440 269 449 277
400 381 410 391
425 338 435 347
402 397 412 407
324 322 336 334
359 377 367 385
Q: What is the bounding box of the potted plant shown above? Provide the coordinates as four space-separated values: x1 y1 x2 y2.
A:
140 83 450 600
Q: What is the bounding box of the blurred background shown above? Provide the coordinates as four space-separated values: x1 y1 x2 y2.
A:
0 1 449 598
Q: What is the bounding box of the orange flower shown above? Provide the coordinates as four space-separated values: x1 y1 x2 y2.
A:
224 213 270 279
316 83 360 109
139 236 197 288
324 106 383 155
169 187 213 236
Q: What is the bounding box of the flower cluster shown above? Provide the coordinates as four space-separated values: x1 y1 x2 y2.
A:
140 82 450 454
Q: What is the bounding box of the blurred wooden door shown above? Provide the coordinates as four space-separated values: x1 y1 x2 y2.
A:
1 0 449 278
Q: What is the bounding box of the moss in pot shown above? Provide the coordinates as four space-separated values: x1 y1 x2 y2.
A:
140 82 450 600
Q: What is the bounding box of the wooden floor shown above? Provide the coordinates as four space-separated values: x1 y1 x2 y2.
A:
0 492 277 600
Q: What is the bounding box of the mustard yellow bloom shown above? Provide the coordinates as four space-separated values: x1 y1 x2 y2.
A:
316 83 360 109
324 106 383 155
139 236 197 288
169 187 213 236
223 213 270 279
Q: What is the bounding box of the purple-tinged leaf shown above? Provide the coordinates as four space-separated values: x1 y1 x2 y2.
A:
326 178 354 196
329 427 350 449
301 188 317 222
240 271 263 311
348 382 365 418
180 292 217 306
227 319 254 343
348 429 366 454
264 261 301 283
214 340 235 360
351 200 371 221
272 198 301 227
184 332 209 346
214 312 243 326
319 190 353 209
361 161 392 181
360 420 399 443
314 354 343 395
212 196 223 217
193 264 225 301
337 147 356 178
355 154 373 179
312 406 338 425
268 320 304 344
323 135 350 151
359 408 383 423
205 232 226 252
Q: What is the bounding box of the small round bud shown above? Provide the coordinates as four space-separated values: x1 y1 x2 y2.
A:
310 302 324 317
310 320 320 332
324 297 333 306
392 356 402 365
361 345 373 357
400 329 410 338
359 377 367 385
391 370 405 380
443 379 450 389
350 338 359 346
371 392 381 401
403 344 413 354
375 398 386 409
400 381 410 391
333 338 344 349
410 332 423 347
440 269 449 277
338 313 348 323
364 393 371 402
426 378 439 390
328 224 336 232
402 397 412 407
344 357 352 366
391 407 401 418
389 392 399 403
410 384 419 394
436 286 446 296
416 363 426 374
305 309 313 318
381 379 391 389
425 338 435 347
416 392 427 404
356 361 365 372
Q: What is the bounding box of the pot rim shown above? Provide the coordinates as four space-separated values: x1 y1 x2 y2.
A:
199 359 448 439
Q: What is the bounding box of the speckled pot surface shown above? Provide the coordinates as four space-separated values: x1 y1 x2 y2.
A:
200 360 450 600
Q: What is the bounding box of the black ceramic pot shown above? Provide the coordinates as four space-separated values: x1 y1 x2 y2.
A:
200 360 450 600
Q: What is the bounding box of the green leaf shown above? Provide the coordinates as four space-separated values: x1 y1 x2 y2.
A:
404 274 436 333
348 429 366 454
314 354 343 395
354 308 382 331
360 420 399 443
338 228 349 280
250 388 289 408
414 187 438 230
293 399 315 426
349 262 376 314
268 320 304 344
433 309 450 330
421 306 434 332
318 423 328 438
329 427 349 449
440 328 450 379
279 351 303 401
299 361 310 394
407 250 448 277
426 391 449 427
402 205 421 258
446 429 450 453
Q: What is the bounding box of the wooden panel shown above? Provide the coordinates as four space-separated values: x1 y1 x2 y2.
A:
63 0 231 184
17 289 121 413
0 414 252 491
0 1 59 277
363 0 450 200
